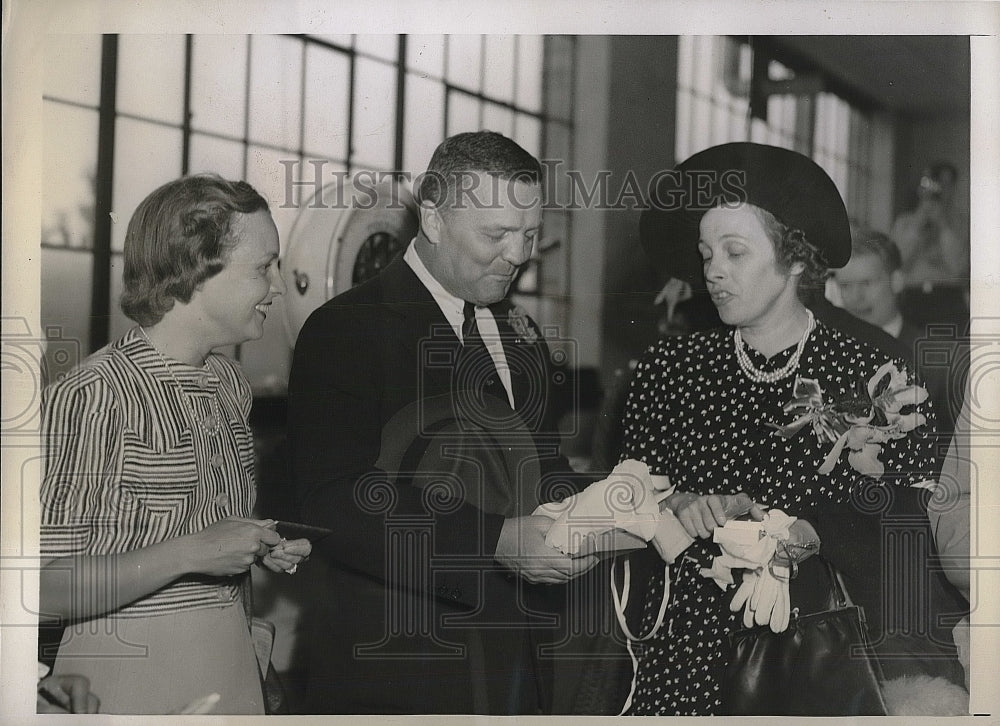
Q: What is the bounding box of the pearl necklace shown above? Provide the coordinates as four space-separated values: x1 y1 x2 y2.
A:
139 327 222 436
732 309 815 384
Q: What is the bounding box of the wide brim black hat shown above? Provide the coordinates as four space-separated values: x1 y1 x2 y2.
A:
639 142 851 288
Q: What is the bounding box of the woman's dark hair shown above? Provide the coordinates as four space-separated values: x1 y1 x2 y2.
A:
121 174 269 326
750 205 830 299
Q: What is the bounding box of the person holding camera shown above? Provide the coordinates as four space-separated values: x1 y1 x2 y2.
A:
890 161 969 330
39 174 310 714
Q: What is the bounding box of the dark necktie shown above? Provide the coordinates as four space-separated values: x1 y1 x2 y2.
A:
457 302 505 403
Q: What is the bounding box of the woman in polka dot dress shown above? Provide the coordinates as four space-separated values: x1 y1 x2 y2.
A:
618 143 966 715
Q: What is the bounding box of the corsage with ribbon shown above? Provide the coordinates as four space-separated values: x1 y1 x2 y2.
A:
768 363 929 479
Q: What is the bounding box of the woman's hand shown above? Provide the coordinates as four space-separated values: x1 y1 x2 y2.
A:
260 537 312 574
37 674 100 714
773 518 821 566
182 517 282 576
664 491 764 539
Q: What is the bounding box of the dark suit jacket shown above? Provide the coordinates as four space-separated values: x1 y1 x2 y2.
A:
287 256 577 714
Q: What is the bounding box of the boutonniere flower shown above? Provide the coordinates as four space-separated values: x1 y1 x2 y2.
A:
507 305 538 344
767 362 928 479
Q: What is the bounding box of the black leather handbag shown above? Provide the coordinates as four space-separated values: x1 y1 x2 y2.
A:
720 558 888 716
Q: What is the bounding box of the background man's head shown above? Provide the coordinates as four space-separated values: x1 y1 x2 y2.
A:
416 131 543 306
918 160 958 208
835 230 904 329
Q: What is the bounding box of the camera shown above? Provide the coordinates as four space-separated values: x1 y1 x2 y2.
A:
1 317 82 439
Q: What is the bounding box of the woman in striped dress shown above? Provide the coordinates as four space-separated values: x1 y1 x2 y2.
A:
39 174 310 714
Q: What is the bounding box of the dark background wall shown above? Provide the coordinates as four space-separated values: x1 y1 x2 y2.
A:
600 36 680 383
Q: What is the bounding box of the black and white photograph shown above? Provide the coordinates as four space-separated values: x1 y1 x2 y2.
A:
2 0 999 720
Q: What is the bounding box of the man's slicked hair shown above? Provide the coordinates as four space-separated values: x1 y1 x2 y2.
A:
851 229 903 275
120 174 269 326
416 130 542 211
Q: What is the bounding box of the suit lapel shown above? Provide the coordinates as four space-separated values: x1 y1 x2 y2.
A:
377 257 463 401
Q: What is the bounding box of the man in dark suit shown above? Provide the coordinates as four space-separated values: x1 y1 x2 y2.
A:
287 131 597 714
834 230 962 435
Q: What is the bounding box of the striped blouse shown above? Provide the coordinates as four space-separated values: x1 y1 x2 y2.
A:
40 327 257 618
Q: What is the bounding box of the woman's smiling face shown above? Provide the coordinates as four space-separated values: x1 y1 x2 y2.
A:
698 203 801 330
190 209 285 347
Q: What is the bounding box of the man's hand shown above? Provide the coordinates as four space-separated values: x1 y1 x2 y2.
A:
494 515 599 584
663 491 764 539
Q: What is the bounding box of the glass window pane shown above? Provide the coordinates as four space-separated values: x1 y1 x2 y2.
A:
403 73 444 175
675 88 692 161
483 35 515 102
303 44 350 160
246 145 301 248
43 33 102 107
407 35 445 78
729 101 749 142
692 36 715 97
446 35 482 93
542 36 572 120
515 35 543 112
117 34 185 125
691 95 712 154
248 35 303 151
108 252 132 341
482 102 514 138
677 35 694 92
355 35 398 63
191 35 249 138
750 116 769 144
545 121 571 172
513 114 541 159
310 34 353 49
188 133 245 178
111 118 183 252
41 247 93 357
351 58 396 170
43 102 98 249
446 91 480 136
712 98 730 145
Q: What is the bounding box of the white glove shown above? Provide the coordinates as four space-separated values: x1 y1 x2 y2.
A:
751 563 791 632
730 569 759 628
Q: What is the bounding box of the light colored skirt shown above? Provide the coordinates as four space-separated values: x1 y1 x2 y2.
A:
52 602 264 714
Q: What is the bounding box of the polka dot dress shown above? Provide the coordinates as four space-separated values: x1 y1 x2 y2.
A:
619 320 938 716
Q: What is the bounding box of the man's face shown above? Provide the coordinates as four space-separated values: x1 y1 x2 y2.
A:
835 252 900 328
424 172 542 306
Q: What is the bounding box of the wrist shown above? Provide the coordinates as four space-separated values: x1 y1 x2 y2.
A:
167 533 201 577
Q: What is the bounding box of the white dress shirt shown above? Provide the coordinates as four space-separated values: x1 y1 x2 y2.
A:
882 314 904 339
404 242 516 407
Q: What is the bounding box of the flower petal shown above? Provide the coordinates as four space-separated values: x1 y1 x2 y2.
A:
884 384 929 411
888 411 927 433
849 444 886 478
868 362 897 398
819 431 851 474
